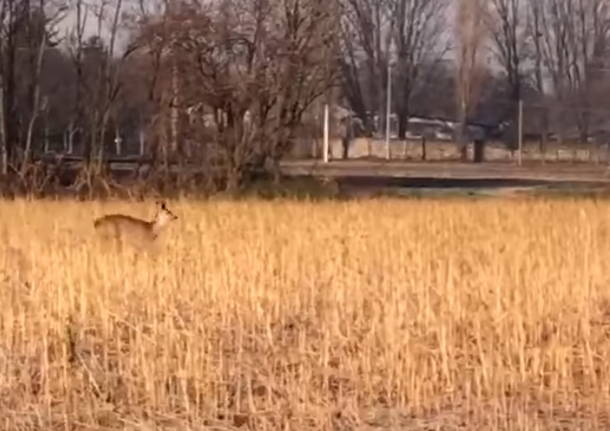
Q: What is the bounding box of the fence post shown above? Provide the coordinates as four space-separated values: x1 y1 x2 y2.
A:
385 62 392 160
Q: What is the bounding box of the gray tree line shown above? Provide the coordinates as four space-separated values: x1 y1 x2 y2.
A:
0 0 609 193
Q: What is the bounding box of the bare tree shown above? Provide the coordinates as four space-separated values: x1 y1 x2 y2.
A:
339 0 393 134
571 0 610 144
66 0 135 170
126 0 213 177
94 0 135 165
488 0 528 148
21 0 67 173
0 0 27 173
535 0 610 144
133 0 339 190
0 0 12 174
339 0 450 140
390 0 449 138
66 0 88 156
0 0 68 177
455 0 489 160
526 0 549 156
264 0 341 177
536 0 575 143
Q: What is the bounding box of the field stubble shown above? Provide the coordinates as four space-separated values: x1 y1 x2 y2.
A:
1 198 610 430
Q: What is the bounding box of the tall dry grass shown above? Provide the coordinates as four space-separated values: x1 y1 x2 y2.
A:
1 197 610 430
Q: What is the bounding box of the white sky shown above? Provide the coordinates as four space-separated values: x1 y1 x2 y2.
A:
56 0 133 53
54 0 499 70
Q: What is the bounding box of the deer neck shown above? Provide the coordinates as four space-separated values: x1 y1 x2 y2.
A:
151 219 166 238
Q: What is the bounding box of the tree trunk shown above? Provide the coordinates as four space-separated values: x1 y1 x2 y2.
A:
23 111 40 173
5 46 16 166
473 139 485 163
226 163 242 192
170 59 179 155
457 117 468 161
421 136 427 161
0 73 7 176
97 110 111 173
456 95 469 161
22 33 47 175
398 114 408 139
539 107 548 164
271 155 282 184
341 116 352 160
342 136 349 159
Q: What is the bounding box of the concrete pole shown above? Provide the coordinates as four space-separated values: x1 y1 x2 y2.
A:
385 62 392 160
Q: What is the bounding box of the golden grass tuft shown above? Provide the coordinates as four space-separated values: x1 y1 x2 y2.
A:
1 197 610 429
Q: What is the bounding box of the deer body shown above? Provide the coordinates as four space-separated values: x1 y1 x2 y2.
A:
93 201 178 254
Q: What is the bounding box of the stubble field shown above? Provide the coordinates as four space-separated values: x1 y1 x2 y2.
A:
1 197 610 430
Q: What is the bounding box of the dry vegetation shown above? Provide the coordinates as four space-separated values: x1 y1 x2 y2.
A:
2 197 610 429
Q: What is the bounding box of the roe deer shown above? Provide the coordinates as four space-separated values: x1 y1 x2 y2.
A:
93 201 178 254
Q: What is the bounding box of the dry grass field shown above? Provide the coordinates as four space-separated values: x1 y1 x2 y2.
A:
2 197 610 430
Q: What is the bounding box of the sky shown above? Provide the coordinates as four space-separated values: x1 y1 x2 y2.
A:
55 0 458 57
54 0 499 71
56 0 133 53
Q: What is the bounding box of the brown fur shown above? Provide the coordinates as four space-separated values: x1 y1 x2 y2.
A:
93 201 178 254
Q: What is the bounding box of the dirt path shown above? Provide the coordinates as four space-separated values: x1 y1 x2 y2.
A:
280 160 610 198
281 160 610 183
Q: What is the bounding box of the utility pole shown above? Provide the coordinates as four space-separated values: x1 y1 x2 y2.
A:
385 62 392 160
